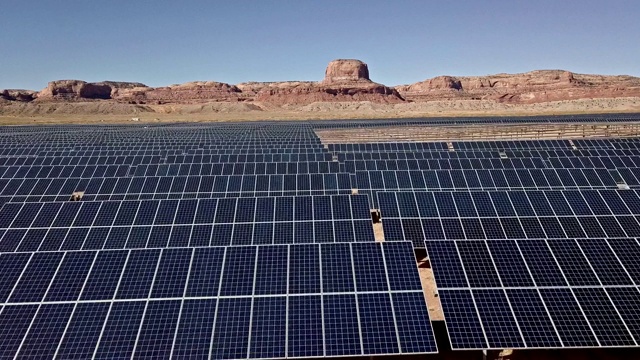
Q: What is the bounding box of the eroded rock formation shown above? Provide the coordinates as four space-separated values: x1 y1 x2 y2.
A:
323 59 370 84
396 70 640 103
249 59 404 104
1 89 38 102
2 60 640 109
36 80 148 101
114 81 242 104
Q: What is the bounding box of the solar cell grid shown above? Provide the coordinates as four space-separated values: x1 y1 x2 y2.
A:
355 167 626 208
0 195 374 252
344 157 548 173
378 190 640 247
426 238 640 349
0 242 436 358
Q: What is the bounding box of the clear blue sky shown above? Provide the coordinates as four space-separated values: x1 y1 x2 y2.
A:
1 0 639 90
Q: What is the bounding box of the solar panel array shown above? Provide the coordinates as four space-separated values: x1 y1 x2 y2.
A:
0 195 376 251
0 122 440 359
340 140 640 208
426 238 640 349
0 242 435 359
349 132 640 351
377 189 640 245
311 113 640 129
4 116 640 356
0 173 353 204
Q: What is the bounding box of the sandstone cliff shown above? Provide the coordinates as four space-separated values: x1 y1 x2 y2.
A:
395 70 640 103
115 81 242 104
36 80 148 101
0 89 38 102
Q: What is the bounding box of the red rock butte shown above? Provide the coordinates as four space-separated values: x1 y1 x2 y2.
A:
323 59 371 84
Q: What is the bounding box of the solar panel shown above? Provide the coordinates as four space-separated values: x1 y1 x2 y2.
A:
0 195 375 251
425 238 640 349
378 190 640 247
0 242 437 358
352 168 625 208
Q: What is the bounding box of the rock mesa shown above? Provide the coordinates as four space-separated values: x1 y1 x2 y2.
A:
251 59 404 104
2 60 640 108
36 80 148 101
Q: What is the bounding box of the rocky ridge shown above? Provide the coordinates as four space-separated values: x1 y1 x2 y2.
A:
395 70 640 103
2 60 640 111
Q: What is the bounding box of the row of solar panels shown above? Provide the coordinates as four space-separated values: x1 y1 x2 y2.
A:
0 173 353 197
0 195 372 229
438 286 639 349
3 140 639 158
0 219 375 252
0 135 323 142
345 158 547 171
1 242 421 302
378 190 640 219
0 168 632 200
0 140 324 148
310 114 640 128
377 190 640 246
5 157 640 181
0 141 336 148
355 168 628 208
0 167 631 207
328 138 640 152
0 242 437 359
30 143 327 152
5 133 640 149
0 161 343 179
343 156 640 171
338 149 640 161
23 146 324 156
426 237 640 349
7 154 640 171
0 153 334 166
337 149 640 161
355 168 622 191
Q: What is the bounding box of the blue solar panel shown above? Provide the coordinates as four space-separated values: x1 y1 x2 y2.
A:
172 299 217 358
539 288 600 347
324 294 361 356
473 289 525 348
0 304 39 358
506 288 562 347
57 302 111 358
0 241 435 358
379 190 640 247
0 195 376 251
135 300 182 358
287 295 323 357
438 289 488 349
249 297 287 359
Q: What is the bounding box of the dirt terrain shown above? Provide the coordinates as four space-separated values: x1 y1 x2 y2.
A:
1 97 639 125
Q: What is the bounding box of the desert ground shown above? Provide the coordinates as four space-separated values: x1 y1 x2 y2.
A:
0 97 639 125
